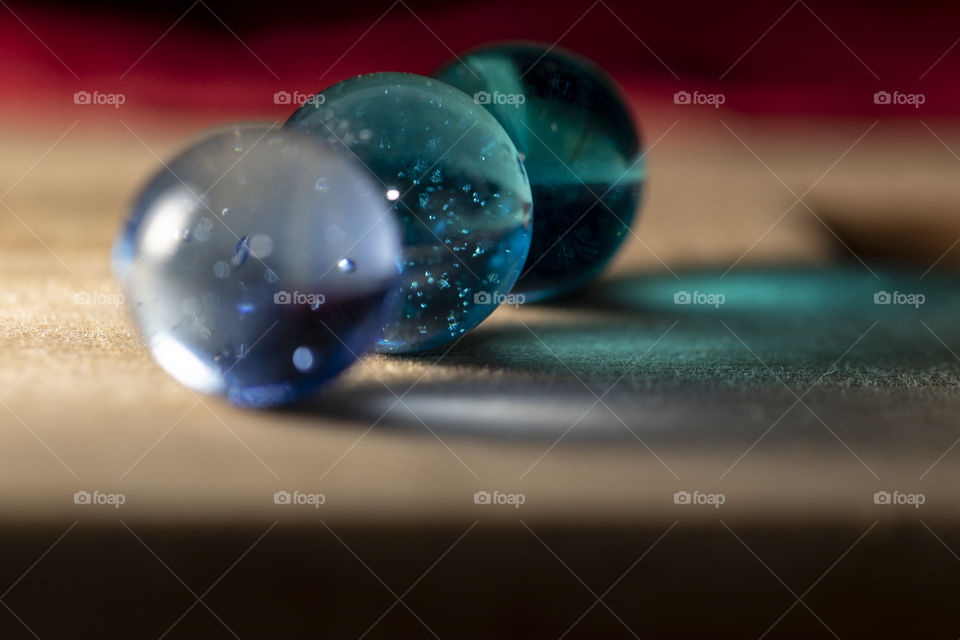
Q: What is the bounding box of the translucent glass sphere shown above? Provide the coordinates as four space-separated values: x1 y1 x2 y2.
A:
434 43 644 302
113 125 402 407
286 72 533 353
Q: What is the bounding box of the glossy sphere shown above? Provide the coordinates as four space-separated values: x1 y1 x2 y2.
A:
434 43 644 301
286 73 533 353
112 126 402 407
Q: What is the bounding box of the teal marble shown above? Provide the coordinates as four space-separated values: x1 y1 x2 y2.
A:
434 43 644 302
286 72 533 353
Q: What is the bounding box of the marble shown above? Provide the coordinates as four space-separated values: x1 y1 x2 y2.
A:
286 72 533 353
112 125 402 407
434 43 644 301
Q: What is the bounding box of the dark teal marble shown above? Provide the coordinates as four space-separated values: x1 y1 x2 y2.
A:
434 43 644 302
287 73 533 353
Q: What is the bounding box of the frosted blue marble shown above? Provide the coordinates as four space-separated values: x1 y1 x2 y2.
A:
112 125 402 407
286 72 533 353
434 43 644 302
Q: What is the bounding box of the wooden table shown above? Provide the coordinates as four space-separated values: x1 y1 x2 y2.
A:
3 105 960 637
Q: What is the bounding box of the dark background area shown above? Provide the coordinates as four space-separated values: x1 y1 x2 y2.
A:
3 0 959 115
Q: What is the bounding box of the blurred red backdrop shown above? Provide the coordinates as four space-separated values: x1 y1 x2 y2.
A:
1 0 958 120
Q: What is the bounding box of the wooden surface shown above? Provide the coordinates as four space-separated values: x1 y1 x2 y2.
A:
4 107 960 637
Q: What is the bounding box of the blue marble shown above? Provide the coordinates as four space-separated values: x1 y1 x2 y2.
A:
112 125 402 407
434 43 644 302
286 72 533 353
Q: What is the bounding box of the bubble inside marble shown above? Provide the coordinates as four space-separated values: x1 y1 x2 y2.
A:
286 72 533 353
112 125 402 407
434 43 644 302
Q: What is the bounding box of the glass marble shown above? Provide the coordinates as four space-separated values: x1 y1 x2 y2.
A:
112 125 402 407
286 72 533 353
434 43 644 302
